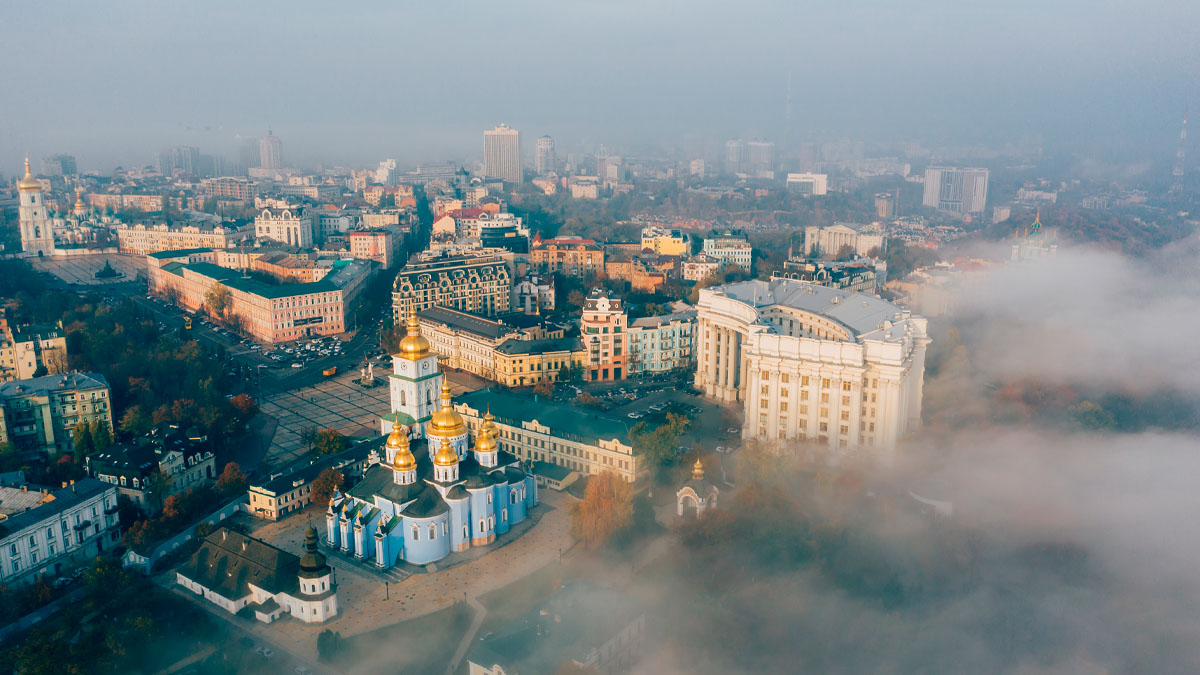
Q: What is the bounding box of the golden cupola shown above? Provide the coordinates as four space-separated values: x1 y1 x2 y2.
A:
433 436 460 467
692 458 705 481
395 312 430 360
426 381 466 439
388 422 417 471
481 409 499 439
474 417 498 455
17 158 42 192
73 190 87 213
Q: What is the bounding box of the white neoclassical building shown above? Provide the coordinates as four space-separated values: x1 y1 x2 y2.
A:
694 279 929 452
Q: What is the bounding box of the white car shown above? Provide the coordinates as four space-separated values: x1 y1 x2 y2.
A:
291 363 303 369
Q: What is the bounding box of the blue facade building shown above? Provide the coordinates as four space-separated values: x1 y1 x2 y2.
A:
325 321 536 569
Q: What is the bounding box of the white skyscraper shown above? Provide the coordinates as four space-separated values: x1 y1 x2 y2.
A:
746 140 775 178
259 131 283 170
484 124 522 184
922 167 989 215
535 136 556 176
724 139 746 175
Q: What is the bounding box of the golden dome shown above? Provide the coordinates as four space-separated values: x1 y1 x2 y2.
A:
426 381 466 438
73 190 86 211
692 458 705 480
385 421 406 449
392 430 417 472
481 410 499 439
395 312 430 360
17 158 41 192
433 436 459 467
474 419 498 455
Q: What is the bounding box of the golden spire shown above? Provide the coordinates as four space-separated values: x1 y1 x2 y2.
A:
18 158 41 192
433 435 459 467
73 189 86 212
395 311 430 360
1031 208 1041 231
692 458 705 480
391 424 417 471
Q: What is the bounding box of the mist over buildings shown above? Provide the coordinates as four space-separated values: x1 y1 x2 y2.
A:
3 0 1198 174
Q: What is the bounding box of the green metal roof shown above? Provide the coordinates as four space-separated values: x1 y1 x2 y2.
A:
176 261 342 299
455 388 633 446
147 247 212 259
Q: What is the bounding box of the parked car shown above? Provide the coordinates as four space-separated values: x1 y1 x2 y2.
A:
291 363 303 369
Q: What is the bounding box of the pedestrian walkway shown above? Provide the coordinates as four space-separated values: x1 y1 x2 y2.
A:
446 598 487 675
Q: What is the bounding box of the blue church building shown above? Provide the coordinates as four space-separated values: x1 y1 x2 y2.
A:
325 318 537 568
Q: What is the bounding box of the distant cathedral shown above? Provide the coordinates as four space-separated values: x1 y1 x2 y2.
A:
326 315 538 567
1011 210 1057 262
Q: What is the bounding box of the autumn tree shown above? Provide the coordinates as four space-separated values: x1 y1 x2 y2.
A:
119 405 151 437
145 470 175 511
313 428 347 455
311 467 344 506
229 393 259 419
629 420 678 468
569 472 634 549
204 283 231 319
299 425 319 453
90 421 112 452
215 462 248 495
533 379 555 397
72 422 93 465
567 289 586 309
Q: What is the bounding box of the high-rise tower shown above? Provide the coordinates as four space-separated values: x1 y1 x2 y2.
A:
535 136 556 176
483 124 521 184
259 130 282 171
1169 106 1188 197
17 158 54 256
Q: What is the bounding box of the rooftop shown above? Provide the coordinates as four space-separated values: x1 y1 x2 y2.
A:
0 372 109 398
455 388 632 446
494 336 581 355
418 307 513 340
174 261 342 299
147 247 213 259
629 310 697 329
0 478 111 538
712 278 910 339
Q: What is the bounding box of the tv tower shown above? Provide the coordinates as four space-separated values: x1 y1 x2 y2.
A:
1168 105 1188 197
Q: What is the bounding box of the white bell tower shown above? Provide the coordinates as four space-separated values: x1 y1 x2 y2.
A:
17 158 53 256
382 313 443 437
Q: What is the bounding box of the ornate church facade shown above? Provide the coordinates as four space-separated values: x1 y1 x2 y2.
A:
326 317 537 568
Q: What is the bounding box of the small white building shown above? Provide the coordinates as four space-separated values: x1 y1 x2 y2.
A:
176 527 338 624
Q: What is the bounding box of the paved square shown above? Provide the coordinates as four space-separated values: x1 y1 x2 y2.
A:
260 370 480 466
32 253 147 285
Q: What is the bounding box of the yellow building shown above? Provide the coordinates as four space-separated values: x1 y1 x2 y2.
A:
493 338 585 388
639 226 690 256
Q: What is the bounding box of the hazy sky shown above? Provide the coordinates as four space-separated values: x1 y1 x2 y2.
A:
2 0 1197 173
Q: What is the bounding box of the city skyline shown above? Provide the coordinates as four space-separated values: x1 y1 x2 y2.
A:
3 2 1198 174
